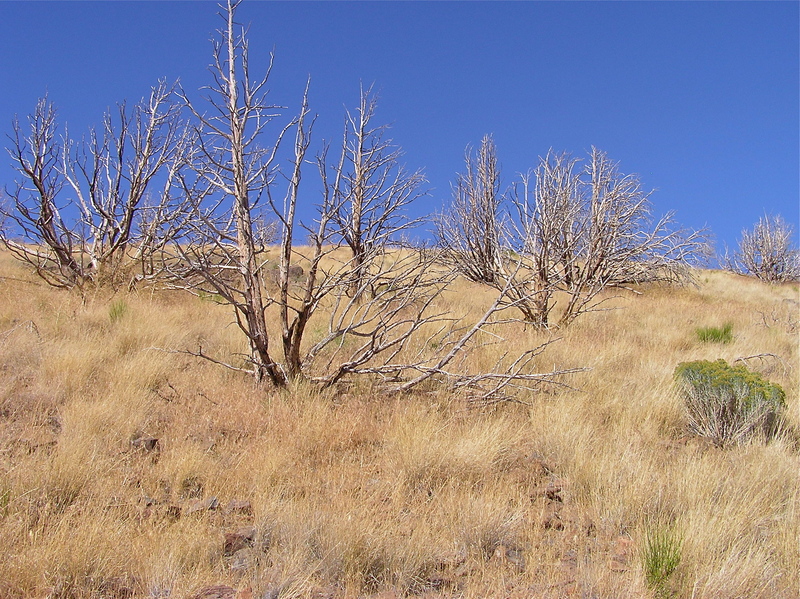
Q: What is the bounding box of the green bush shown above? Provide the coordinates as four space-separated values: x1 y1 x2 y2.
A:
694 322 733 344
674 359 786 447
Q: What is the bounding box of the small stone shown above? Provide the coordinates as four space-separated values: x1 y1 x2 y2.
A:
260 588 281 599
131 435 160 452
224 525 257 556
545 481 563 502
505 547 526 570
165 504 181 521
543 514 564 530
185 496 219 515
609 535 634 571
608 557 628 572
229 548 254 572
190 585 237 599
224 499 253 516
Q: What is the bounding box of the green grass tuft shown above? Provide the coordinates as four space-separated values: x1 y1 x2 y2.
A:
108 299 128 323
641 524 683 597
694 322 733 344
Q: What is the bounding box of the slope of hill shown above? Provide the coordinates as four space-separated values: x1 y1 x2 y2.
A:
0 251 797 599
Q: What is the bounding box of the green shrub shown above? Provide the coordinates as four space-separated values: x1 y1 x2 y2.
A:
694 322 733 344
674 359 786 447
641 524 683 597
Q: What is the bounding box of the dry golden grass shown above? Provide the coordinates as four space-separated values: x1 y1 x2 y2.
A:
0 251 797 599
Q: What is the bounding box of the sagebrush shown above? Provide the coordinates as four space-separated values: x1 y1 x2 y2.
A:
675 359 786 447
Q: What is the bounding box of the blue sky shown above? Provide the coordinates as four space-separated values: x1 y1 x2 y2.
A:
0 1 797 254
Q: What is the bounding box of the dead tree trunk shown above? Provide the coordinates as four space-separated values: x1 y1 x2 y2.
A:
170 0 290 386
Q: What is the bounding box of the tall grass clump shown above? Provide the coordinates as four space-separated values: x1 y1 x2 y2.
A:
108 299 128 323
675 359 786 447
641 524 683 598
694 322 733 344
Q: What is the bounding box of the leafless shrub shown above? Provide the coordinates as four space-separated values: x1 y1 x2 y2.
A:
2 97 88 288
755 299 799 335
543 147 707 327
2 82 186 289
724 214 800 283
435 134 504 284
438 142 707 328
331 84 426 297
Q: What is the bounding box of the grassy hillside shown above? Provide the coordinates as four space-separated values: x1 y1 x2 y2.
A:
0 250 797 599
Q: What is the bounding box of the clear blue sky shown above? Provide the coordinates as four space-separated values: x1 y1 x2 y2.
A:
1 1 797 254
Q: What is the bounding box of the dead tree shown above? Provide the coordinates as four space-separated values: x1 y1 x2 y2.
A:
435 134 504 284
169 0 291 386
504 151 583 327
331 85 426 297
724 214 800 283
2 84 185 289
455 146 708 328
2 98 89 288
63 80 186 284
555 147 706 327
268 89 452 386
156 3 581 401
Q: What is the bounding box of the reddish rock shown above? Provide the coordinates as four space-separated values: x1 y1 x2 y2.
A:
165 504 181 522
189 585 237 599
224 498 253 516
543 513 564 530
185 496 220 515
545 481 563 502
609 535 634 572
224 525 257 556
492 544 526 571
130 435 159 452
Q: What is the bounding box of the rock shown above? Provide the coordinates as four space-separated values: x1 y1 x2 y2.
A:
189 585 237 599
608 535 634 572
224 499 253 516
224 525 257 556
545 481 563 502
505 547 526 571
259 588 281 599
165 504 181 522
179 476 204 499
229 548 255 572
492 544 526 571
130 435 159 452
185 496 220 515
542 513 564 531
